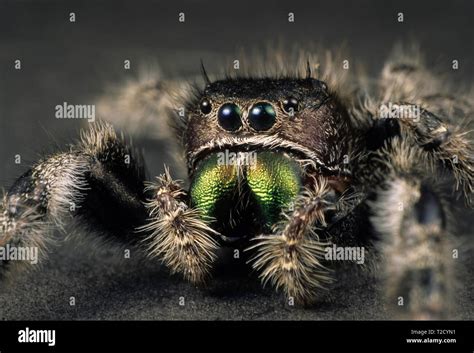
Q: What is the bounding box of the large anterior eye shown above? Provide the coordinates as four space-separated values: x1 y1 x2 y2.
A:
217 103 242 131
200 98 212 115
248 102 276 131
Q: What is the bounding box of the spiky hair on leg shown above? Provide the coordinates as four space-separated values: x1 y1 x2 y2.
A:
0 156 90 281
378 43 446 104
395 112 474 205
0 151 89 280
140 167 219 284
369 138 456 319
94 63 193 141
355 43 474 203
94 69 191 179
31 153 90 229
78 121 146 182
0 195 53 282
377 43 474 119
247 177 337 305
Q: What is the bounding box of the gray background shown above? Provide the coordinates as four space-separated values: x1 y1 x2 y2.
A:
0 0 473 320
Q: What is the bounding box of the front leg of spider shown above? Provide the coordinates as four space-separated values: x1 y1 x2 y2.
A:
248 177 337 304
141 167 219 284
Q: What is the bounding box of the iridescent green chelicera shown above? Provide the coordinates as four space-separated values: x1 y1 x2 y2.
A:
190 151 301 231
246 151 301 225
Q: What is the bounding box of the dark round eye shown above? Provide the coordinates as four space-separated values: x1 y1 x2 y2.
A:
282 97 299 115
217 103 242 131
200 99 212 115
248 102 276 131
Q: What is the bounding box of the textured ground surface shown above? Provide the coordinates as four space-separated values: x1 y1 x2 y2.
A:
0 0 473 320
0 234 473 320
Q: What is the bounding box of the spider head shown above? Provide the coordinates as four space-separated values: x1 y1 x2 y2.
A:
184 77 351 174
181 77 352 242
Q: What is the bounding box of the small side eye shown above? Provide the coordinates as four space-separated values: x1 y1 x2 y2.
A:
282 97 299 115
200 99 212 115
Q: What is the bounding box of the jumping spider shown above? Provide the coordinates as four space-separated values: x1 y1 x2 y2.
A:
1 48 473 319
